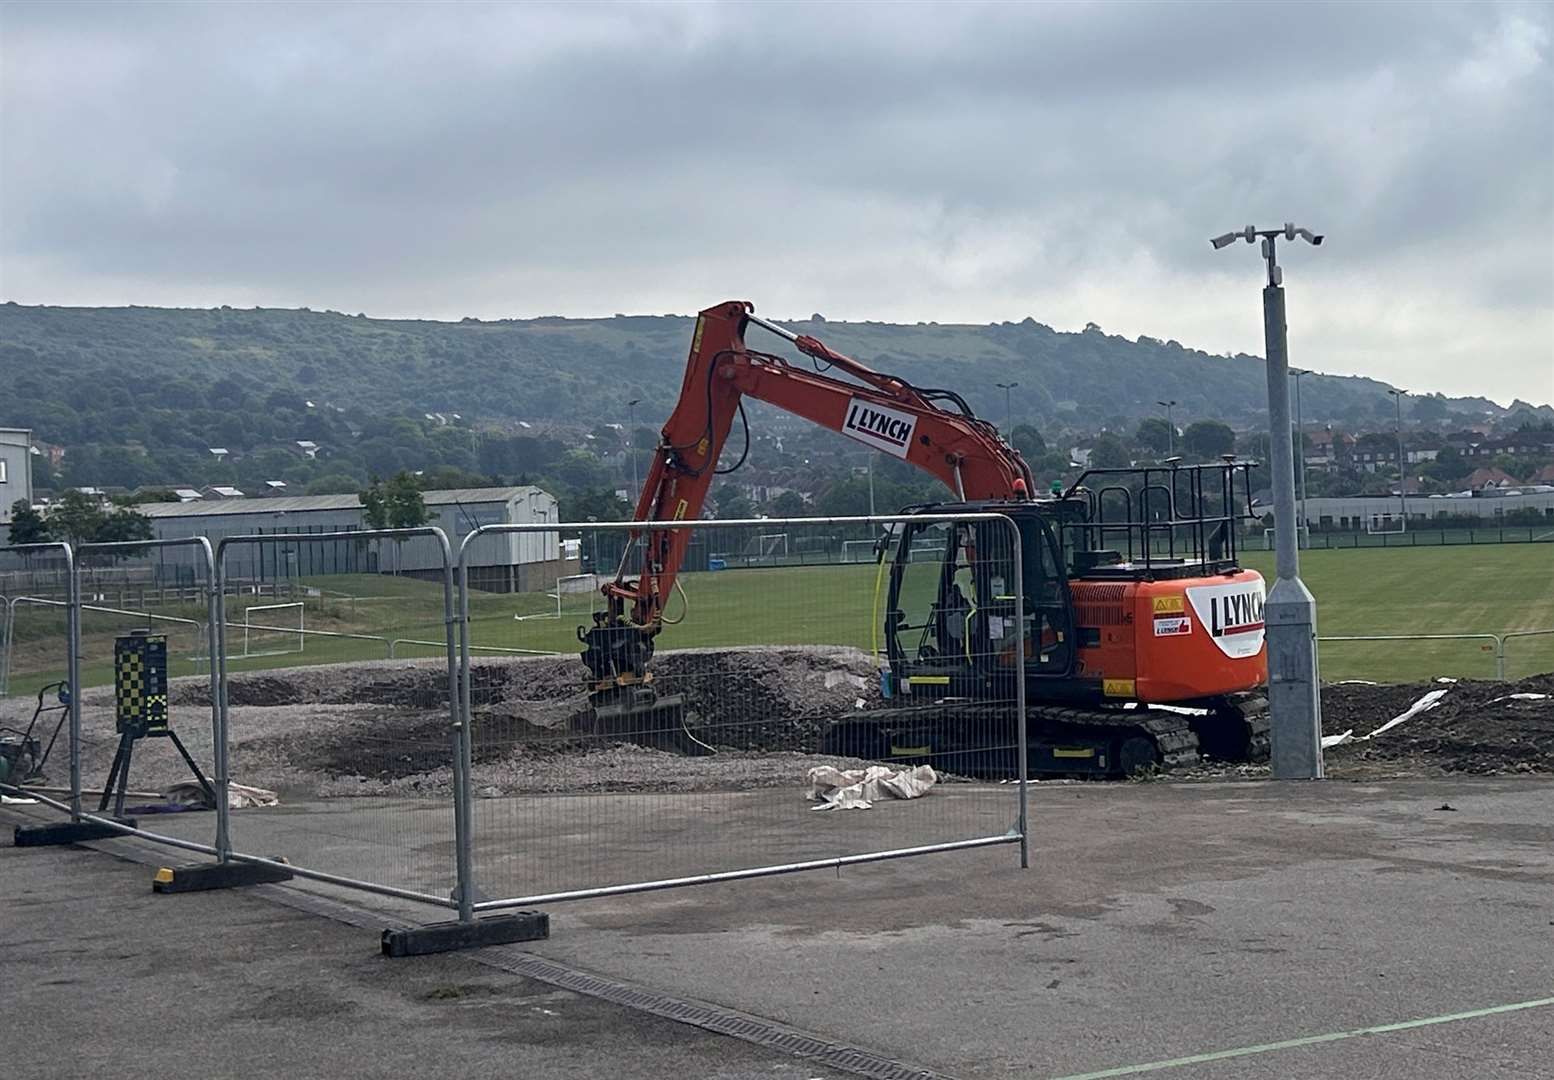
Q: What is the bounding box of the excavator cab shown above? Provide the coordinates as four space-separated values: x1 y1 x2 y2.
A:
882 509 1076 697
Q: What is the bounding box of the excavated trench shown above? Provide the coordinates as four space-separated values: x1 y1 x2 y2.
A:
8 649 1549 797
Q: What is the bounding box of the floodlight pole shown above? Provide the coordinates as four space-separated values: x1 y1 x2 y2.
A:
1389 389 1407 525
1214 225 1324 780
1158 400 1177 456
1290 370 1309 547
627 399 641 496
996 382 1019 435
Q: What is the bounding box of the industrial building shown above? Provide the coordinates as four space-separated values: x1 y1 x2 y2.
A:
138 486 578 592
0 428 33 526
1297 488 1554 531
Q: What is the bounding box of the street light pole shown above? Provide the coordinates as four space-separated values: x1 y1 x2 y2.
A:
1157 400 1177 457
627 399 641 496
867 454 876 517
1389 389 1407 527
996 382 1019 436
1290 370 1309 547
1210 222 1324 780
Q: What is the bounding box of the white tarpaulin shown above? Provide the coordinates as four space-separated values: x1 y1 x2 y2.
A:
164 780 279 809
806 764 937 811
1323 688 1451 748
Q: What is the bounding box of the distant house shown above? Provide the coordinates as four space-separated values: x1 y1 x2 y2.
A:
1531 463 1554 486
294 440 320 459
1351 433 1398 473
1403 433 1442 464
173 488 204 503
263 480 288 494
1465 467 1516 490
202 485 245 499
1303 429 1350 471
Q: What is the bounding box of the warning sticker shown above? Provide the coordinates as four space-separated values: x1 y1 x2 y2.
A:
1151 596 1185 614
1153 615 1192 637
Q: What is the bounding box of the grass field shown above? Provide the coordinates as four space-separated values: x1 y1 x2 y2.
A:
3 544 1551 697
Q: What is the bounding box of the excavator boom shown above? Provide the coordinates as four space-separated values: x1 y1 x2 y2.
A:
606 300 1032 631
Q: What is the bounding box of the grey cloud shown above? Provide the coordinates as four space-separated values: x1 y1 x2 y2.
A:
1 0 1549 403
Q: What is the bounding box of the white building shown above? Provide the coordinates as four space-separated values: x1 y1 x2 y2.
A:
0 428 33 524
1298 488 1554 531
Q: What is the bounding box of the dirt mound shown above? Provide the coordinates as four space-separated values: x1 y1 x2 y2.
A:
40 649 1547 795
169 659 458 709
470 645 882 752
1321 675 1554 775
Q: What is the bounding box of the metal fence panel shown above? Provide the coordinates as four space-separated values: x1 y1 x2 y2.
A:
1503 630 1554 681
455 514 1027 911
0 542 80 814
210 527 465 911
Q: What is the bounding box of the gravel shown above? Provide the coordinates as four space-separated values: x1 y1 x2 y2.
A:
3 650 1549 799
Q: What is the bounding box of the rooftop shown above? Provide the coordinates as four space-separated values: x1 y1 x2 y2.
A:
137 485 545 518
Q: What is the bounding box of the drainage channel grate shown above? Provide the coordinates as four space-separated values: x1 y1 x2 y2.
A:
474 947 957 1080
50 826 956 1080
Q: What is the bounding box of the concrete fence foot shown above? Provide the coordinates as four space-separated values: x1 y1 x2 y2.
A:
382 912 549 957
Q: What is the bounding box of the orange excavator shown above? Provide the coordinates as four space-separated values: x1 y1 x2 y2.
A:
580 301 1269 775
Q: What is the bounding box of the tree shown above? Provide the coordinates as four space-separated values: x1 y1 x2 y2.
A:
8 499 51 544
47 490 109 548
306 473 364 495
1134 417 1174 455
767 491 807 517
95 507 154 546
1183 420 1236 460
36 490 151 554
549 449 611 493
1009 423 1047 459
361 471 429 530
360 471 430 573
1411 395 1449 422
1088 433 1131 469
717 492 757 520
1423 445 1468 485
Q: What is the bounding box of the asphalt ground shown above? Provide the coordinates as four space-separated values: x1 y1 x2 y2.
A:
0 814 849 1080
5 776 1554 1079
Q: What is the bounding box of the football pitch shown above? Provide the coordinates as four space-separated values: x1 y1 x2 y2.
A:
5 542 1551 693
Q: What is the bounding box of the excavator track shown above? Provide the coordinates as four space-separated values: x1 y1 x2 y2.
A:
820 700 1206 779
1039 705 1202 772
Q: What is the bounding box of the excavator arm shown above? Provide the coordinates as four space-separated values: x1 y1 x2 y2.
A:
583 300 1032 689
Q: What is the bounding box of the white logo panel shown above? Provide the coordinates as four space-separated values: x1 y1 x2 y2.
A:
841 398 918 459
1186 576 1267 659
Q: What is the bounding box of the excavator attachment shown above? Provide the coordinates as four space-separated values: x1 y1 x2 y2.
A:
578 619 706 755
585 685 706 755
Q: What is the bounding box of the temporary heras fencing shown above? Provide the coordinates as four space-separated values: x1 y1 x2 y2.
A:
5 515 1029 942
204 526 469 912
0 537 227 863
455 513 1029 912
1317 629 1554 683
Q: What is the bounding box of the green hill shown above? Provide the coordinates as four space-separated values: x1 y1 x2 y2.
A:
0 301 1509 492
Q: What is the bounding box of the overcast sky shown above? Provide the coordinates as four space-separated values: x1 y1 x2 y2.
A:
2 1 1550 405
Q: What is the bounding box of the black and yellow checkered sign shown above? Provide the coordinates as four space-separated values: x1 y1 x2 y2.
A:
115 633 169 734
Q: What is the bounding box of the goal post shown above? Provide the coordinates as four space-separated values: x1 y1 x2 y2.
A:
515 573 601 621
241 601 305 657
